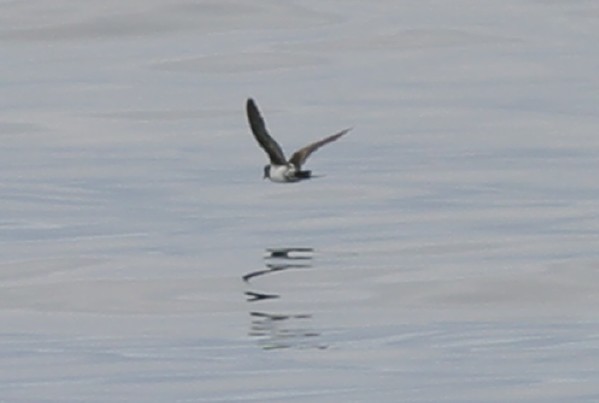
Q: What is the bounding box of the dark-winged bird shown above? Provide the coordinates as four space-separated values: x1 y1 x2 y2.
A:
246 98 350 183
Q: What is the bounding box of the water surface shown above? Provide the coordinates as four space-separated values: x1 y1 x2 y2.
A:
1 1 599 401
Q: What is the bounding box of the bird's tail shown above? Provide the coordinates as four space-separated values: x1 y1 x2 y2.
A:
294 170 312 179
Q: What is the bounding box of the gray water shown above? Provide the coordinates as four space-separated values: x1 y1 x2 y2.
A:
2 1 599 402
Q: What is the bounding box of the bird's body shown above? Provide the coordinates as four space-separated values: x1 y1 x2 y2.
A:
245 98 350 183
267 164 298 183
266 164 311 183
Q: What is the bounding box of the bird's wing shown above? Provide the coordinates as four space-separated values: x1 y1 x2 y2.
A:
246 98 287 165
288 128 351 168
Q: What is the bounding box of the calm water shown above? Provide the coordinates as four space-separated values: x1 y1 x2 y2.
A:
1 1 599 402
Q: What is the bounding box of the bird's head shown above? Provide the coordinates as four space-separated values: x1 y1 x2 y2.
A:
263 165 270 179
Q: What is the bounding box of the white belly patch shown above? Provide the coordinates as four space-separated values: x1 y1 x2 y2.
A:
269 164 297 183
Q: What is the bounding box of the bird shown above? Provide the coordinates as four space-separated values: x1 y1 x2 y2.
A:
246 98 350 183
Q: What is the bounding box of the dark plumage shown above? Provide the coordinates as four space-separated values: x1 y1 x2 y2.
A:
246 98 350 182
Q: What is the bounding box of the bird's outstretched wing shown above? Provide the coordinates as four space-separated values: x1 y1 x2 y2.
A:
246 98 287 165
288 128 351 169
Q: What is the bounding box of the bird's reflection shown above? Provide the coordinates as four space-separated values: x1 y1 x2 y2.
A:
244 291 279 302
243 247 326 350
249 312 325 350
243 262 311 283
265 247 313 260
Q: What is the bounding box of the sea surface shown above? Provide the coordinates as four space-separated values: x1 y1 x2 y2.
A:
1 1 599 402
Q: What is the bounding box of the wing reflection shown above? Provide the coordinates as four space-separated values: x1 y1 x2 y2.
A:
243 262 311 283
249 311 326 350
244 291 279 302
243 247 326 350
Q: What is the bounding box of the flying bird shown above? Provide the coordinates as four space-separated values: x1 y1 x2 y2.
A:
246 98 350 183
